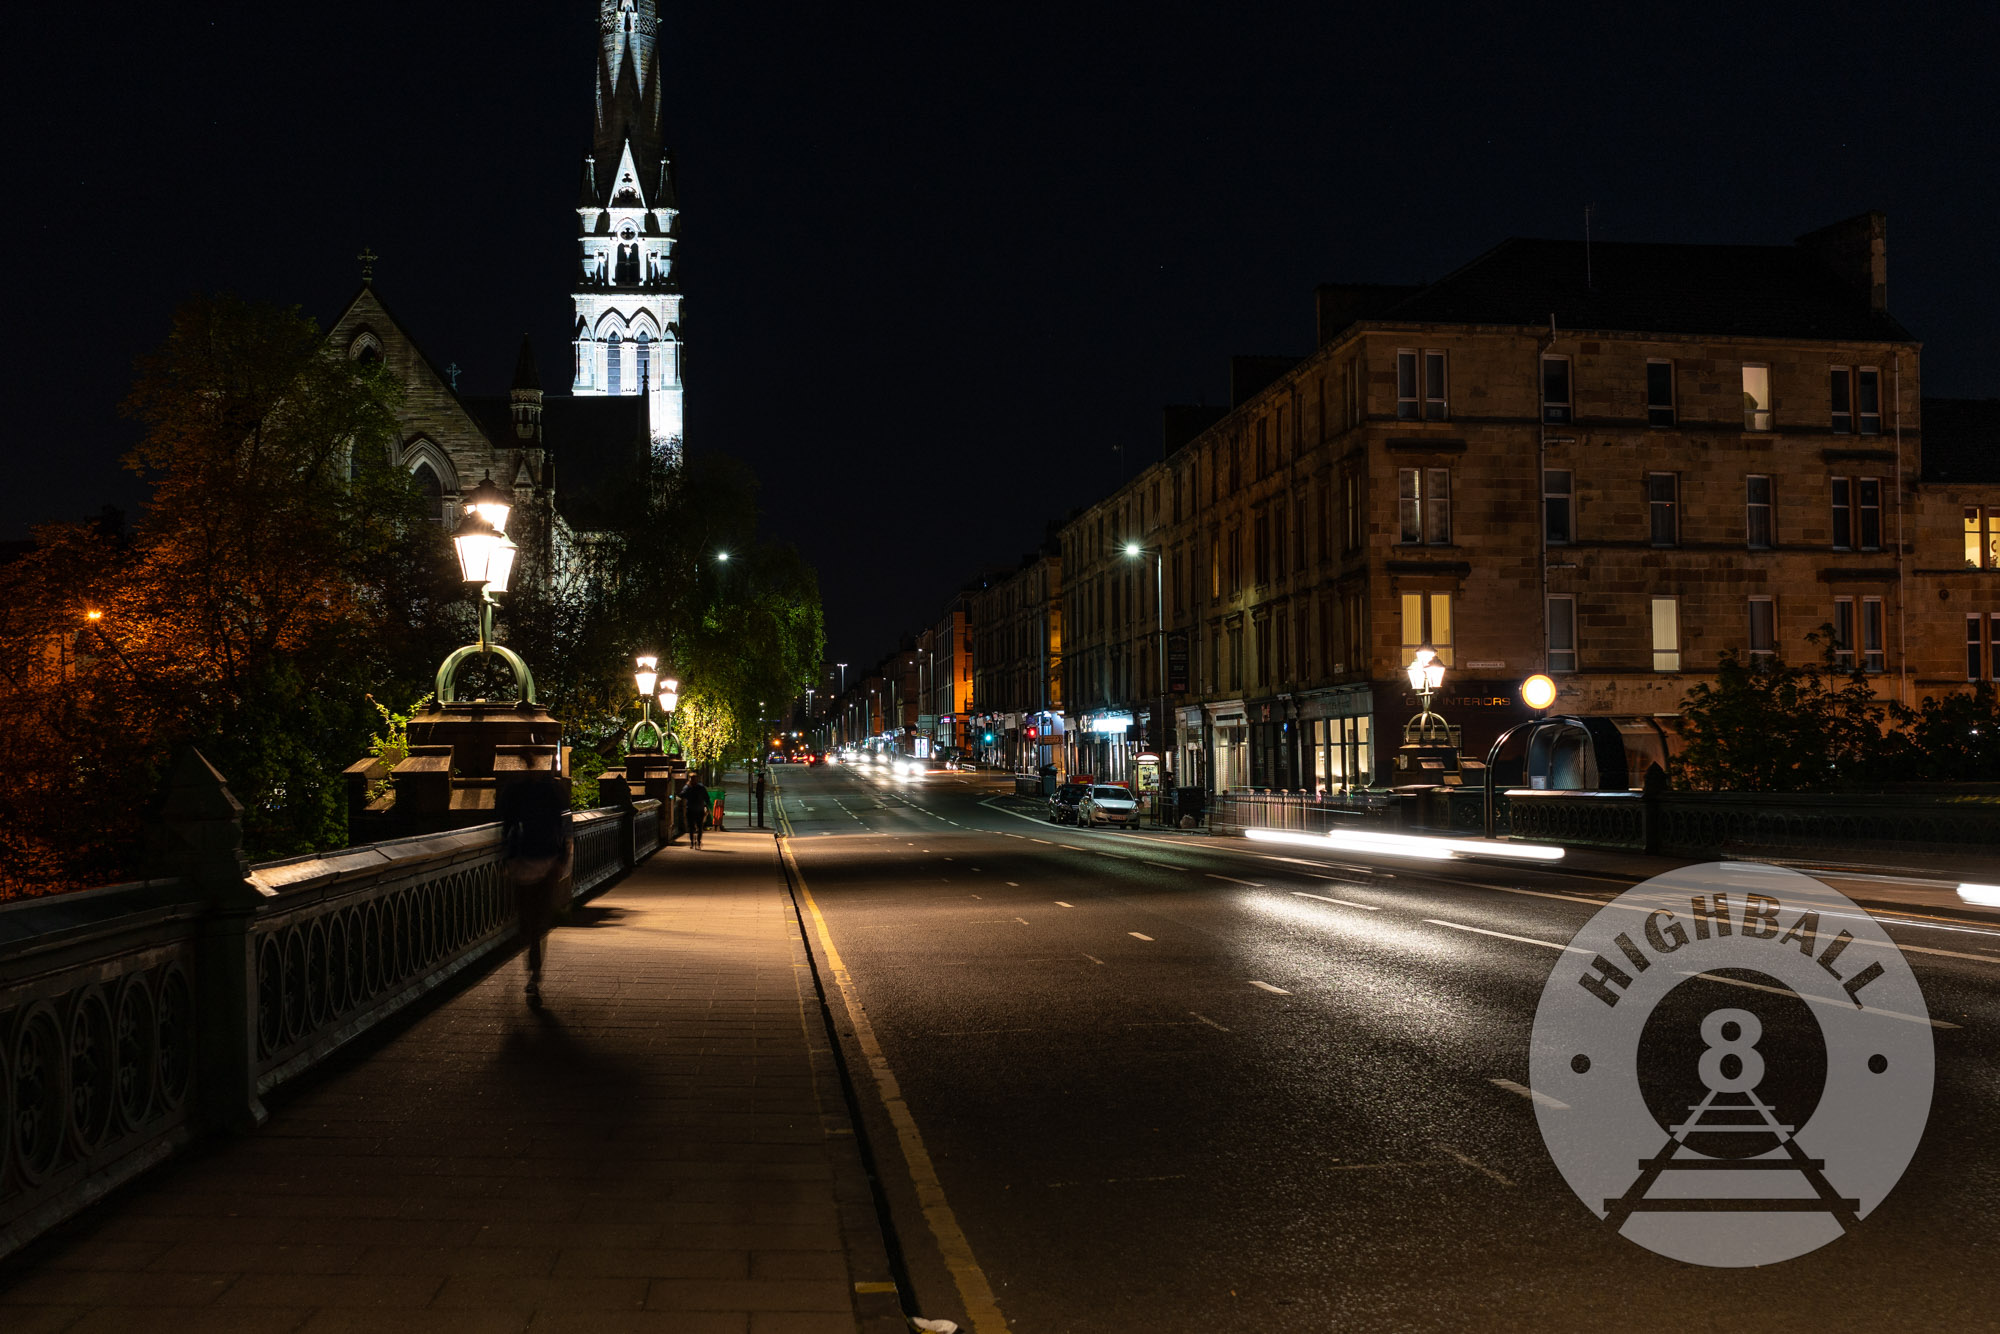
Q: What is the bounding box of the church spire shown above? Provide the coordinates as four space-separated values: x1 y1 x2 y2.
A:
593 0 663 195
572 0 683 467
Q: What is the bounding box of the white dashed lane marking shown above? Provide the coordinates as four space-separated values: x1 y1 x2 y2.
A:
1055 901 1073 908
1291 891 1381 912
1491 1078 1569 1110
1247 980 1292 995
1128 932 1155 942
1207 873 1263 887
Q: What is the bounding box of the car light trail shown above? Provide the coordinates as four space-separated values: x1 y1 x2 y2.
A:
1245 827 1564 863
1959 883 2000 907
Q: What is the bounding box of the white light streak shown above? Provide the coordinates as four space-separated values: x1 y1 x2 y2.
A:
1244 826 1564 863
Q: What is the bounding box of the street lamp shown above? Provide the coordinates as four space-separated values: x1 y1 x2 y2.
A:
1403 648 1449 745
629 654 668 751
1124 541 1169 794
436 495 534 704
461 473 513 534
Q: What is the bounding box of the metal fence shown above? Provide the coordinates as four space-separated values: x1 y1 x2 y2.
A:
1208 790 1389 836
0 795 663 1262
1506 788 2000 858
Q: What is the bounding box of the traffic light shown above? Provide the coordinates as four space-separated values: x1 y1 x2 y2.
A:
982 731 995 744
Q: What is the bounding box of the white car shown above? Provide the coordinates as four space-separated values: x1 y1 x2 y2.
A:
1079 785 1138 826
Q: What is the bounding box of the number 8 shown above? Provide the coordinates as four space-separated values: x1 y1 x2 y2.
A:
1698 1008 1765 1093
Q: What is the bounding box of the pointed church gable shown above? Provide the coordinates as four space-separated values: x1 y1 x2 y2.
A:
324 287 510 498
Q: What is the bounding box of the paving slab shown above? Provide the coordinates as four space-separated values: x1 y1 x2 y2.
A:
0 828 892 1333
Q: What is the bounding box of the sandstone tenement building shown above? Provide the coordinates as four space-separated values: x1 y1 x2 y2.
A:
1054 212 2000 792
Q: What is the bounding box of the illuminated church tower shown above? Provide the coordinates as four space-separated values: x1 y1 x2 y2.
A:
571 0 683 465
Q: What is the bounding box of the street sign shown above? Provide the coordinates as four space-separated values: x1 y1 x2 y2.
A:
1167 632 1190 693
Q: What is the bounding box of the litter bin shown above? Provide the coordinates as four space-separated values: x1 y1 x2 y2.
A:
1037 763 1058 798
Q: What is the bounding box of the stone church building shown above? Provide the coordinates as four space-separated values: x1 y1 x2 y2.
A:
323 0 682 589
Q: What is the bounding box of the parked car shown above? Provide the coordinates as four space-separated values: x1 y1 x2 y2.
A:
1079 784 1138 827
1048 783 1086 824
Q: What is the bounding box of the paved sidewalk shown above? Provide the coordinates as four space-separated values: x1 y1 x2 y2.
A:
0 829 892 1334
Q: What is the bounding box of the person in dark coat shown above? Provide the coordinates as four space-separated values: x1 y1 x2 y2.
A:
681 771 708 849
499 778 571 1006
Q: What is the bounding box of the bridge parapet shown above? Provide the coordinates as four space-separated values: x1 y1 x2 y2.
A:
0 751 661 1263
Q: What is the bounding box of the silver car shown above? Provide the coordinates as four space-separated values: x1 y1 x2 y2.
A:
1080 784 1138 826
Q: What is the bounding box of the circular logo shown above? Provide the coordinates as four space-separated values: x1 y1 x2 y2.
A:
1528 861 1934 1267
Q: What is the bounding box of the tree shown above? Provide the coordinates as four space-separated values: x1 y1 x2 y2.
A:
1672 633 1895 793
505 450 824 783
0 296 452 895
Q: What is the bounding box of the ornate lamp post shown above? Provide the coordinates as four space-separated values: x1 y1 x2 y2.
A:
659 676 680 753
630 655 666 751
436 476 535 703
1404 648 1449 742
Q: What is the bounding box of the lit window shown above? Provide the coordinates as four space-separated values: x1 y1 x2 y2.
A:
1649 473 1678 547
1542 356 1572 424
1746 475 1773 549
1544 469 1573 545
1742 364 1772 431
1651 597 1680 672
1748 597 1776 659
1401 593 1454 666
1646 360 1675 427
1547 596 1577 672
1862 597 1885 673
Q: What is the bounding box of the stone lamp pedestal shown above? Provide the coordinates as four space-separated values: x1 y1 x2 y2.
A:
345 699 570 841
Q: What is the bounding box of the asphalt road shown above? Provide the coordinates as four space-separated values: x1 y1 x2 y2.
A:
773 762 2000 1333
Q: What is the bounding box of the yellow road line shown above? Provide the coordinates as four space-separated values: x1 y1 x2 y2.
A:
777 820 1008 1334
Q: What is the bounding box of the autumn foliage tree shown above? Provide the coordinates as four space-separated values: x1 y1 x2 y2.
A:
0 296 451 895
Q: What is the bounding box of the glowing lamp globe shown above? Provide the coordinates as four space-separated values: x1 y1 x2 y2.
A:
635 668 658 698
1521 674 1559 711
461 475 513 536
659 689 678 712
483 535 518 595
451 511 501 585
1405 648 1439 692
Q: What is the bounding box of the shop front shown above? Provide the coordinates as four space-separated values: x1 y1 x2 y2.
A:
1205 700 1247 791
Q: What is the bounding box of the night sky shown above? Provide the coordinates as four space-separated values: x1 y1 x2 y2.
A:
10 2 1997 671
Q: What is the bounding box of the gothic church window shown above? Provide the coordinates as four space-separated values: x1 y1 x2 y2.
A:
615 224 641 284
412 462 446 524
636 332 651 391
607 333 623 395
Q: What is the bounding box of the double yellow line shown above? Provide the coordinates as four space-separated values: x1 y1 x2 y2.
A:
776 797 1008 1334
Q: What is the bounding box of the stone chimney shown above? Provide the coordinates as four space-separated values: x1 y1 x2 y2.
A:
1795 211 1889 314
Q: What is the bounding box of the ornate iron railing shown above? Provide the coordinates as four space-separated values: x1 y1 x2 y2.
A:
1504 790 1648 850
0 796 663 1263
1210 789 1387 836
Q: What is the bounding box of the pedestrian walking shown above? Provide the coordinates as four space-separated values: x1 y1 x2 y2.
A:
710 775 725 831
499 777 571 1007
681 770 708 849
